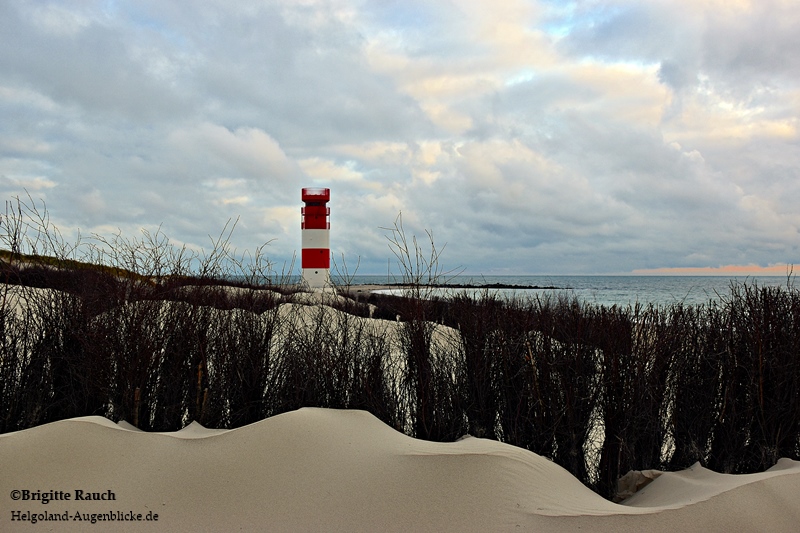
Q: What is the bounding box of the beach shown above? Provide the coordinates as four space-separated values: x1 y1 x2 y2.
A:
2 408 800 532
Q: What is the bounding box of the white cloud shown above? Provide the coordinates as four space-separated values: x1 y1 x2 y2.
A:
298 158 364 184
168 123 298 182
0 173 57 192
24 3 93 37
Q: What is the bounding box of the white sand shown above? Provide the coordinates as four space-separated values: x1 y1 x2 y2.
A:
2 408 799 532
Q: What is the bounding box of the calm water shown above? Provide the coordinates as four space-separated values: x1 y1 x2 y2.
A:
338 274 794 308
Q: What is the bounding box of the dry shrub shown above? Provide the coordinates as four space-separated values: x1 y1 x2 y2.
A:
2 196 799 501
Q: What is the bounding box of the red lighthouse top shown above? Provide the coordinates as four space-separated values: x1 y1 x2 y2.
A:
301 187 330 230
302 188 330 203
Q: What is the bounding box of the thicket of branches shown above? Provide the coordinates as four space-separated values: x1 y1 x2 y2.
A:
1 197 799 501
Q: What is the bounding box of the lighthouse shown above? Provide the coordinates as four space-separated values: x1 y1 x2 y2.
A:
300 187 331 289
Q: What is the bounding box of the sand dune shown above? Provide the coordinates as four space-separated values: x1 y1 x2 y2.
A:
2 408 799 532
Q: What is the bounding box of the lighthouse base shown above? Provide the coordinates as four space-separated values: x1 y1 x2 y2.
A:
301 268 331 290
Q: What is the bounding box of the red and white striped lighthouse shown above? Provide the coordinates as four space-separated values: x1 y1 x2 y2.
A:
301 187 331 288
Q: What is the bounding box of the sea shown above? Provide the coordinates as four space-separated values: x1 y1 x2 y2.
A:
332 274 795 308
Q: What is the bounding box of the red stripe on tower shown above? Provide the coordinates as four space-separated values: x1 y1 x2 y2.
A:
301 248 330 268
301 187 331 288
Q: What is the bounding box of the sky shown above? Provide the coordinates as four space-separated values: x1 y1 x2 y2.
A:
1 0 798 277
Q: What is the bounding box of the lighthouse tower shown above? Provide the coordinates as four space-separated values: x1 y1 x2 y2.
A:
300 187 331 289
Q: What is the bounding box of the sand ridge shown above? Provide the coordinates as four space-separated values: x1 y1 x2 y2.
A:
3 408 800 532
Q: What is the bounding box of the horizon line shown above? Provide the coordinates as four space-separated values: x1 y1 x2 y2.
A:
630 264 796 276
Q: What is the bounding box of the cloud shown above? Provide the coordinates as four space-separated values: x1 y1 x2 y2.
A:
0 0 798 275
168 123 298 183
298 157 366 185
0 2 192 121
